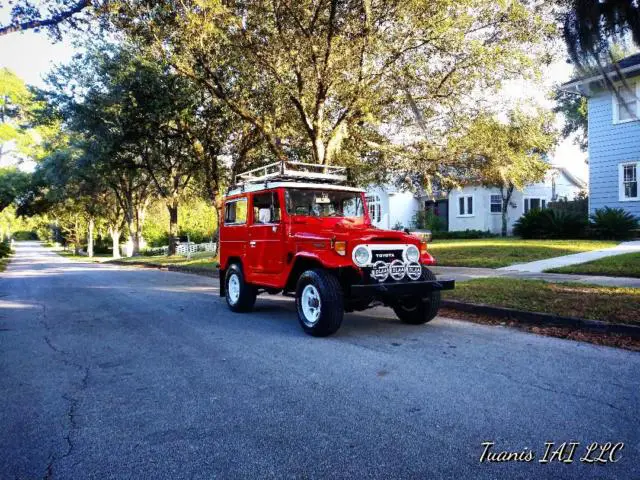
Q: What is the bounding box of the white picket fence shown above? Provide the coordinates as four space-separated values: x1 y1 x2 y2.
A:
136 241 217 257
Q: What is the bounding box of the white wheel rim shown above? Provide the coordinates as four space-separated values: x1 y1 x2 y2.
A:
301 285 322 326
228 273 240 304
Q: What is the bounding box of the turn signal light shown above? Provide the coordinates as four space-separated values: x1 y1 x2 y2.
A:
420 241 428 255
334 240 347 256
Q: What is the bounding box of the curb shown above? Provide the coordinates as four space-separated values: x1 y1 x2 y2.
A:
441 300 640 339
108 260 220 278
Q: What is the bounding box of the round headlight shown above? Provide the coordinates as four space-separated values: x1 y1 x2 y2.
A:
353 245 371 266
406 245 420 263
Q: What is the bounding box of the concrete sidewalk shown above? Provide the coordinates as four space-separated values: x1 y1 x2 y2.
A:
496 240 640 273
434 265 640 288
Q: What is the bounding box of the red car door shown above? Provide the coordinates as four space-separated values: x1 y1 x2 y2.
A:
247 190 285 275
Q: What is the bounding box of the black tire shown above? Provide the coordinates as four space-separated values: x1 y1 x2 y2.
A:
295 269 344 337
225 263 257 313
393 268 441 324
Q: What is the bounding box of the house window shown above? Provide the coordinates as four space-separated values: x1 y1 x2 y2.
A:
490 195 502 213
524 198 546 213
224 198 247 225
613 84 638 123
458 195 473 216
620 162 639 200
365 195 381 222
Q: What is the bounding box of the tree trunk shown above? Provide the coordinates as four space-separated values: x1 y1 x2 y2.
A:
501 185 515 237
109 226 121 259
74 218 80 255
87 217 95 258
168 200 179 256
134 200 149 255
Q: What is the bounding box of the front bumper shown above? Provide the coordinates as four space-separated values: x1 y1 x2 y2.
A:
350 278 455 298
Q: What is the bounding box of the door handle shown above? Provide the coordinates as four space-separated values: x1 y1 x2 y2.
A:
249 241 257 247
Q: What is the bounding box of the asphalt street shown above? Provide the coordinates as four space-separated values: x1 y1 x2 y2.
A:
1 242 638 479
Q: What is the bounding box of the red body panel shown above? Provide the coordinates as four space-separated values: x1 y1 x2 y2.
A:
219 187 435 289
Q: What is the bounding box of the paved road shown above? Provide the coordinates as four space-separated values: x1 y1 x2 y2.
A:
1 242 638 479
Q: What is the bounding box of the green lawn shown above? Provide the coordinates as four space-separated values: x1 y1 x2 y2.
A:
546 252 640 278
111 252 219 270
444 278 640 325
56 250 112 262
428 239 618 268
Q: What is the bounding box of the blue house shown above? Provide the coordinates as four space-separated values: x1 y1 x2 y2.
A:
562 53 640 217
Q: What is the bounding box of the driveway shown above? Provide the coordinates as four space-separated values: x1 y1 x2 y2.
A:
1 242 638 479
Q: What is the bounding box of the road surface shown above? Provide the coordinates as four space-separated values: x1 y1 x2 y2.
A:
1 242 638 479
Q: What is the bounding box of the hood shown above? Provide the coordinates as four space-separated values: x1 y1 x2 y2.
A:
290 218 419 244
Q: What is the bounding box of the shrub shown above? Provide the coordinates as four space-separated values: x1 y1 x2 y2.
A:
412 210 445 232
513 209 588 239
590 207 639 240
432 229 496 240
0 240 11 258
13 230 39 241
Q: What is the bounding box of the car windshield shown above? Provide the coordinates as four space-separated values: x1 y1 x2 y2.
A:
286 189 364 218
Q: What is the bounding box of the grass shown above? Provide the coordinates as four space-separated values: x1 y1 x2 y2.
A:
56 250 112 262
427 238 618 268
546 252 640 278
444 278 640 325
111 251 219 270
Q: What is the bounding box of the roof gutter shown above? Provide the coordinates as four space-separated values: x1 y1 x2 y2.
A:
560 64 640 94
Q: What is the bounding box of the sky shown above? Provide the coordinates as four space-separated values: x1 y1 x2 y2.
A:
0 29 589 181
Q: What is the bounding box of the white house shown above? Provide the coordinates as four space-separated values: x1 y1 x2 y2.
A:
365 167 586 234
448 167 586 235
365 185 422 230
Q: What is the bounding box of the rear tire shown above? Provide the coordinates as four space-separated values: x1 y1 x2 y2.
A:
393 268 441 324
295 269 344 337
225 263 257 313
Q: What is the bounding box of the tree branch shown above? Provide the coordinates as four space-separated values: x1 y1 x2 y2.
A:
0 0 91 37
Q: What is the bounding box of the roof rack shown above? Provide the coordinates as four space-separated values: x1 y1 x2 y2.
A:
234 161 348 186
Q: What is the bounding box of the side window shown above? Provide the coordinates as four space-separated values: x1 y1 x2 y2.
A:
224 198 248 225
252 191 281 224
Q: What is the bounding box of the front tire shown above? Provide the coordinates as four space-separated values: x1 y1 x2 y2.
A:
225 263 257 313
393 268 441 324
295 269 344 337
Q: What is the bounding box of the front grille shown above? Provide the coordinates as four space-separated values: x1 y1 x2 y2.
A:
371 249 403 263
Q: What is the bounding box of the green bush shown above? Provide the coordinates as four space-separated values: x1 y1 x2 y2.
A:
0 240 12 258
590 207 639 240
412 210 445 232
13 230 39 241
432 229 496 240
513 209 588 239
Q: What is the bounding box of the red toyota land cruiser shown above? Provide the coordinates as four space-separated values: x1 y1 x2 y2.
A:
219 161 454 336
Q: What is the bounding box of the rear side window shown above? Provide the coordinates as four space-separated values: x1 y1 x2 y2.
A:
224 198 247 225
252 191 281 224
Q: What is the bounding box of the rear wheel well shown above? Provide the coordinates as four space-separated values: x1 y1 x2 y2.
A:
219 257 243 297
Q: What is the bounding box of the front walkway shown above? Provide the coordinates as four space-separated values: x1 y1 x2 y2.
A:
434 265 640 288
495 240 640 273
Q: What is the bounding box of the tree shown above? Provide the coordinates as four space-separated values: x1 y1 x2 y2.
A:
563 0 640 69
0 68 40 164
0 167 30 212
449 110 558 236
109 0 555 170
553 89 588 151
0 1 94 38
